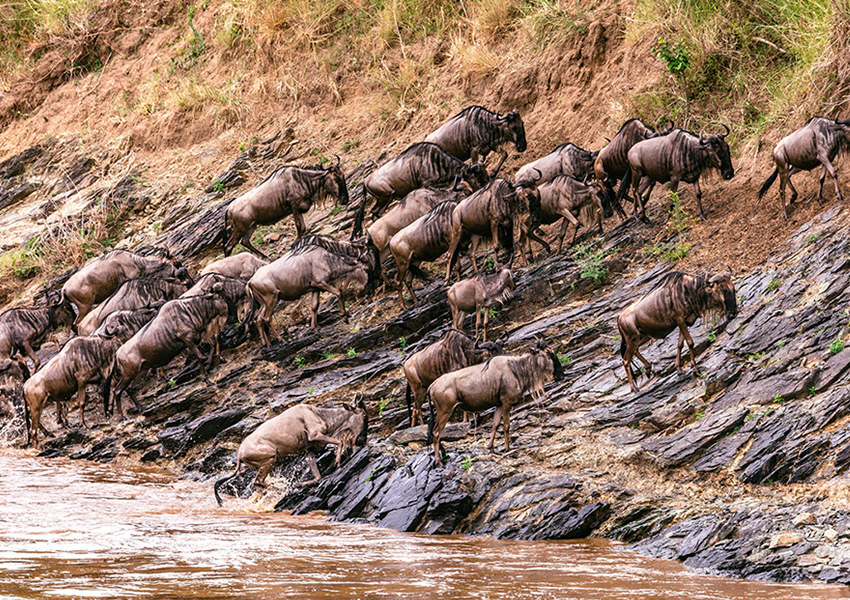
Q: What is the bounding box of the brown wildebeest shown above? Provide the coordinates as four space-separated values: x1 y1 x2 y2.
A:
0 301 76 370
424 105 527 175
201 252 268 279
619 126 734 221
244 235 379 346
353 142 490 239
448 269 515 342
23 308 158 447
617 271 737 392
76 277 190 335
427 340 564 466
107 287 236 418
366 186 470 260
514 142 598 186
445 176 541 284
181 272 250 323
758 116 850 220
60 249 188 326
518 175 606 264
594 118 673 218
213 399 368 505
223 159 349 257
403 330 500 427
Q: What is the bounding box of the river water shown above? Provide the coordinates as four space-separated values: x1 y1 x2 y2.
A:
1 449 848 600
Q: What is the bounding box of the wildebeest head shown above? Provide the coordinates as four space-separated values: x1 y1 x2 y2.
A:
48 298 77 330
513 168 542 222
462 162 490 189
498 109 527 153
174 267 194 286
549 349 565 381
701 125 734 180
707 272 737 321
324 156 349 206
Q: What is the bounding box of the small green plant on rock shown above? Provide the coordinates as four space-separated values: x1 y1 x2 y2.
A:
378 397 390 417
766 277 782 293
168 378 177 388
707 331 717 343
809 386 818 398
653 38 691 75
461 456 473 470
773 394 784 405
294 356 306 368
558 354 572 366
572 241 614 285
830 338 845 355
307 387 315 395
347 348 357 358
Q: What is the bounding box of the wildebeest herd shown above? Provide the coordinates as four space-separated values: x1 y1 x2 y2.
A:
0 106 847 507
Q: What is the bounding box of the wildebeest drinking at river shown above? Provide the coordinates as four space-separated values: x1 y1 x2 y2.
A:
214 399 368 505
617 271 737 392
758 116 850 220
424 105 527 175
353 142 489 238
223 158 349 257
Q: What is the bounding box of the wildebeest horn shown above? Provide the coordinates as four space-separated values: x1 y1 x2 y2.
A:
334 154 341 168
720 123 730 138
532 168 542 182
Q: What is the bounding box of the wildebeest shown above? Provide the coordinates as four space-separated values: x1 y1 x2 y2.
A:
23 308 157 447
519 175 606 263
60 249 187 326
620 126 734 221
107 287 236 417
514 142 598 186
403 330 501 427
617 271 737 392
0 301 76 370
76 277 190 336
0 357 29 427
758 116 850 220
445 176 541 283
424 106 527 175
367 186 470 259
244 235 380 346
389 200 470 308
594 119 671 218
213 399 368 505
223 159 349 257
182 272 250 322
201 252 268 279
448 269 515 341
427 341 564 466
352 142 490 238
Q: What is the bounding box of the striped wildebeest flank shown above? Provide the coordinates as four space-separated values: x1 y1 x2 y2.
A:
60 248 188 327
389 200 476 308
222 158 349 257
758 116 850 220
594 118 672 218
352 142 490 239
447 268 515 342
366 185 472 260
213 399 368 505
0 300 76 370
620 125 734 221
514 142 598 187
23 307 158 447
519 174 606 264
244 235 380 346
201 252 268 279
107 285 237 418
182 272 251 323
424 105 527 175
617 271 737 393
427 339 564 467
403 330 501 427
76 276 191 335
445 174 542 284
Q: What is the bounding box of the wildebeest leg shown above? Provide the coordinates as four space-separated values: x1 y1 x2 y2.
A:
634 348 653 379
691 179 707 221
432 402 455 467
76 378 88 428
475 304 482 339
184 339 211 383
490 149 508 179
56 400 68 427
310 291 322 330
481 306 489 342
300 452 323 486
293 210 308 238
785 166 801 203
21 341 40 372
501 403 511 453
818 153 843 203
674 321 697 371
312 281 347 323
239 226 269 260
488 407 502 453
469 236 481 275
558 209 582 252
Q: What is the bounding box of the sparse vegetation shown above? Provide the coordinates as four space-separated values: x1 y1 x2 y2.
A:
766 277 782 293
572 241 615 285
347 348 357 358
294 356 306 368
643 192 695 262
830 338 845 355
378 397 390 417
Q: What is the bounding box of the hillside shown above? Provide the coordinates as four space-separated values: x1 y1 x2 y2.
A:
2 0 850 586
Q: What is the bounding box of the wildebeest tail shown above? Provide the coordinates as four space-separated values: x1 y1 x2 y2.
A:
102 358 115 416
22 388 31 446
351 184 368 241
405 383 413 426
615 166 632 206
408 263 431 281
426 388 435 444
758 168 779 199
214 458 242 506
242 284 259 330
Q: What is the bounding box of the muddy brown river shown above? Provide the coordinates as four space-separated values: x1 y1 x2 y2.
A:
1 449 848 600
